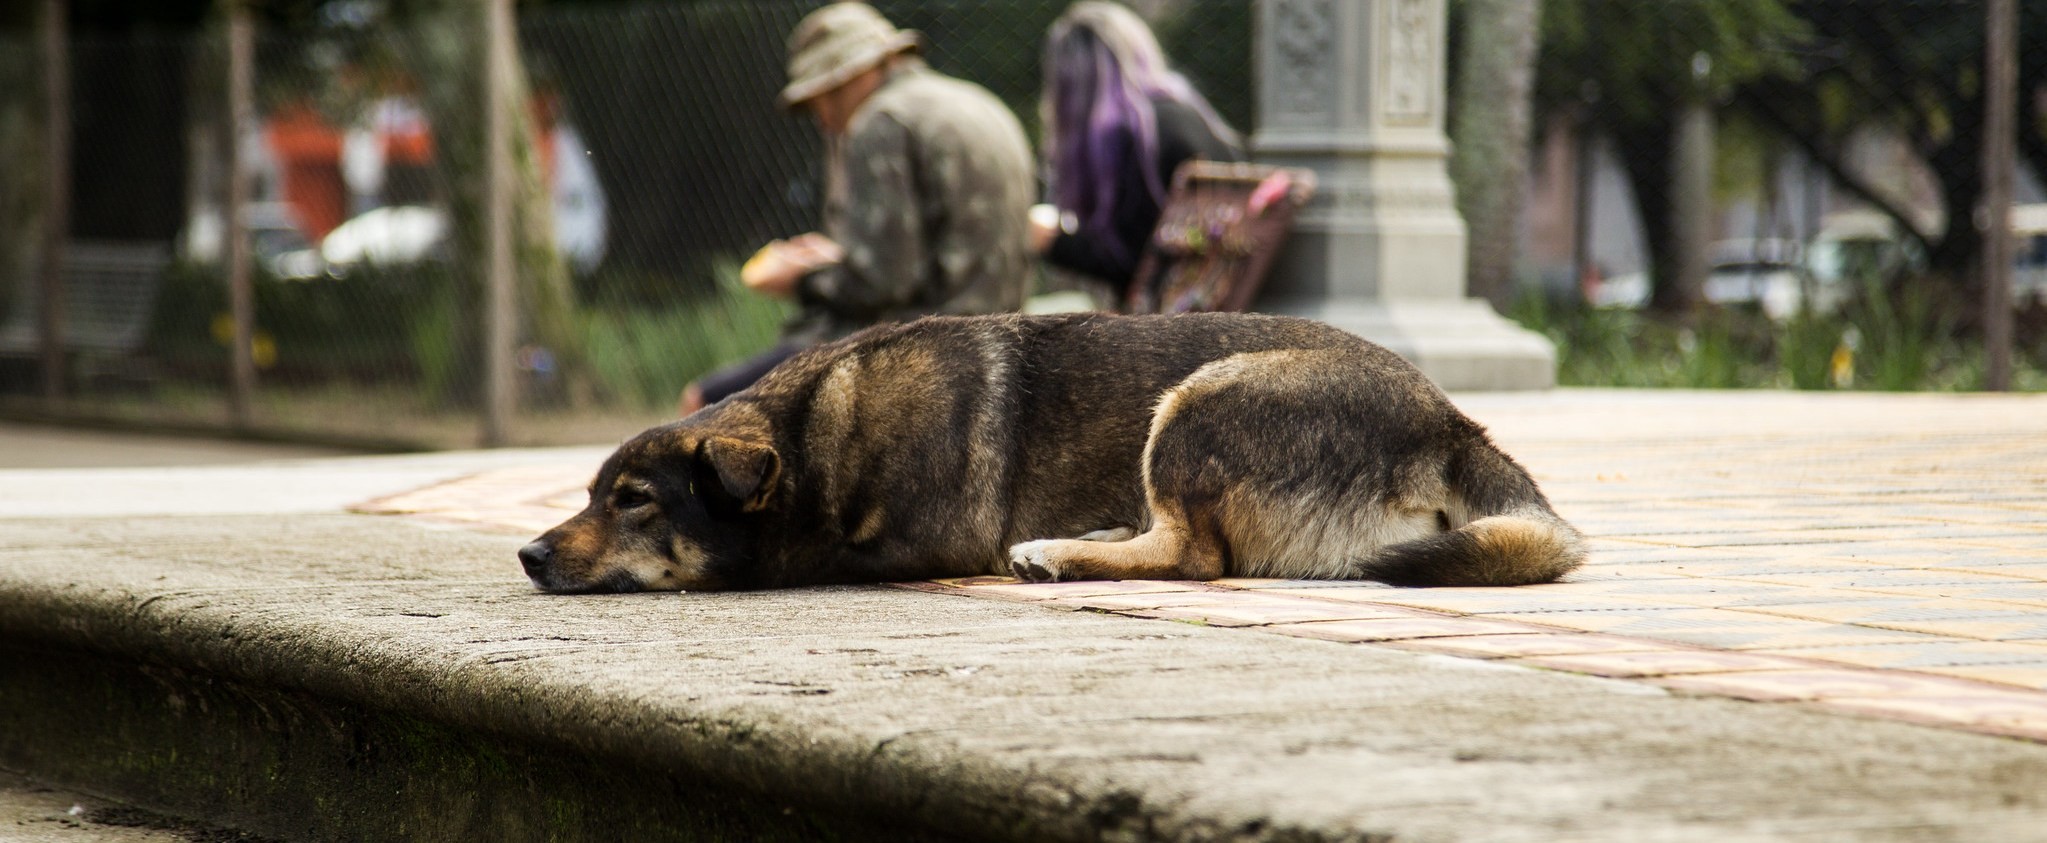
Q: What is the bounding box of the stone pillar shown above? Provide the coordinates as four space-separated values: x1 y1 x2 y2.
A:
1252 0 1557 390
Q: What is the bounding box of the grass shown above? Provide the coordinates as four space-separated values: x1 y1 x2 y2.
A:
1508 282 2047 392
579 258 790 411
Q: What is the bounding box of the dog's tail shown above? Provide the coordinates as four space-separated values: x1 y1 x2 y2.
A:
1351 446 1586 587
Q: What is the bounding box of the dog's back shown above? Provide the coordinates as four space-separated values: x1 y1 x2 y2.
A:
561 312 1585 591
769 312 1581 587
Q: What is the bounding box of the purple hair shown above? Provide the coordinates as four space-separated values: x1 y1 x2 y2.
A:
1042 2 1237 262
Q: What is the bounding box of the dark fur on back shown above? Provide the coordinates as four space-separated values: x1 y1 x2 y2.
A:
519 313 1584 593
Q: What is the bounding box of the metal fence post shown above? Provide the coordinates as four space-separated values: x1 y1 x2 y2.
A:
482 0 517 446
226 0 258 427
1982 0 2016 392
37 0 69 405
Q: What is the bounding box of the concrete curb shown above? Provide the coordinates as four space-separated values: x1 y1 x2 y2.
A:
0 514 1397 841
0 523 1033 840
13 389 2047 842
10 511 2047 841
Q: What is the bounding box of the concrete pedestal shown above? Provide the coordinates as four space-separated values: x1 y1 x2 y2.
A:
1253 0 1555 390
1268 298 1558 390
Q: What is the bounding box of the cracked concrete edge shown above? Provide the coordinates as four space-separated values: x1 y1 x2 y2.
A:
0 568 1305 843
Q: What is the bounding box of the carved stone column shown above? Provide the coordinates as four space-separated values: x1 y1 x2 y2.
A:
1253 0 1557 389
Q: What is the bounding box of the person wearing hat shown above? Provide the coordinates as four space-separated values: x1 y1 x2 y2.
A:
680 2 1036 416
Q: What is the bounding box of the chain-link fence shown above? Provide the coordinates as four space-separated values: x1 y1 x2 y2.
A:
0 0 1252 448
2 0 2041 448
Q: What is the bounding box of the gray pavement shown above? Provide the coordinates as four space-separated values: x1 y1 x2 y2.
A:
3 396 2047 841
0 422 356 469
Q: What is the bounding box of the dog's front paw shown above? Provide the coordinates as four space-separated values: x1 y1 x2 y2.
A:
1007 540 1066 583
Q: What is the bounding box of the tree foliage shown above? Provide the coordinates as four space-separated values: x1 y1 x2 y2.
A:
1535 0 1806 314
1733 1 1990 285
1541 0 2046 296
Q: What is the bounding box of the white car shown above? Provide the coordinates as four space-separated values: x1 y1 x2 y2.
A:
1590 239 1840 320
1700 239 1822 320
320 205 450 272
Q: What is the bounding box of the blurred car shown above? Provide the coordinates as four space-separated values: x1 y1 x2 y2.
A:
318 205 450 274
308 122 607 278
178 201 319 278
1805 209 1927 292
2012 204 2047 307
276 198 603 281
1585 268 1648 310
1587 238 1821 319
1701 238 1819 320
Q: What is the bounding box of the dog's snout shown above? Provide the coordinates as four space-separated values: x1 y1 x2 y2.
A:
518 540 554 575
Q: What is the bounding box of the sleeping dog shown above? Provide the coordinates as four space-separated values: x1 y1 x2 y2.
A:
519 312 1583 593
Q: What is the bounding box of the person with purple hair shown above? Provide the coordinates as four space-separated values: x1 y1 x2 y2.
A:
1029 1 1242 303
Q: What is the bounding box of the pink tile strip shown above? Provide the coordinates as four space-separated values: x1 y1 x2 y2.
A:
927 578 1211 600
1127 599 1417 627
1651 669 1999 702
1379 632 1680 659
1264 616 1546 643
1815 693 2047 741
1514 649 1821 679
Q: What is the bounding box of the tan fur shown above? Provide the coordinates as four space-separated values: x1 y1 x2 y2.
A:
1004 343 1580 586
1089 350 1432 580
1459 513 1585 584
1008 513 1216 582
803 356 862 530
587 473 707 587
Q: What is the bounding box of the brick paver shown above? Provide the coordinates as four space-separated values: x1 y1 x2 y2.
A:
355 389 2047 743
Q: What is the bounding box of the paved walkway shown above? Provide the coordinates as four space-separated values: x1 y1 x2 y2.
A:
0 420 355 468
361 389 2047 744
11 389 2047 841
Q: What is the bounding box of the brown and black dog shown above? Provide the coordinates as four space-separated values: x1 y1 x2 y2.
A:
519 312 1583 593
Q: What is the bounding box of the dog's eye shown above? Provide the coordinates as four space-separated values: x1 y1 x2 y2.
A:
613 488 655 510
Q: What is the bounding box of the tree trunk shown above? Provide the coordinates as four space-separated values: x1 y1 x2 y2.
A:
1663 98 1713 316
0 17 46 308
1925 135 1983 290
1450 0 1542 311
1983 0 2015 390
36 0 70 402
1613 119 1687 315
401 0 583 410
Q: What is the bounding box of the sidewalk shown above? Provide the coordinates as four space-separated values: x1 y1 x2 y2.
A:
5 391 2047 841
0 420 355 468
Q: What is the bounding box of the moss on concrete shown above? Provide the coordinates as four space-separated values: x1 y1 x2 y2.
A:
0 643 954 842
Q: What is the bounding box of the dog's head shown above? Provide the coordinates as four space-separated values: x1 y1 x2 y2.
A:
518 412 781 594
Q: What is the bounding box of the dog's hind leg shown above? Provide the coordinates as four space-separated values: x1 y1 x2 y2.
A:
1007 505 1222 582
1005 362 1249 583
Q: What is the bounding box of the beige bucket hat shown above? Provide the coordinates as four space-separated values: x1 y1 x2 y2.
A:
779 3 923 109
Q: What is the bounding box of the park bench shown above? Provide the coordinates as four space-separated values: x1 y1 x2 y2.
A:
1123 160 1317 315
0 239 171 369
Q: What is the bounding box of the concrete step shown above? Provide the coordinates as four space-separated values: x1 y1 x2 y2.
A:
5 507 2047 842
7 436 2047 841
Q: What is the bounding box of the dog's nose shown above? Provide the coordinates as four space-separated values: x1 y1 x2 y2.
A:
518 540 554 576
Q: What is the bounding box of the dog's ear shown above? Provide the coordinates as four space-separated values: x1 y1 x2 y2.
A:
701 436 781 512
